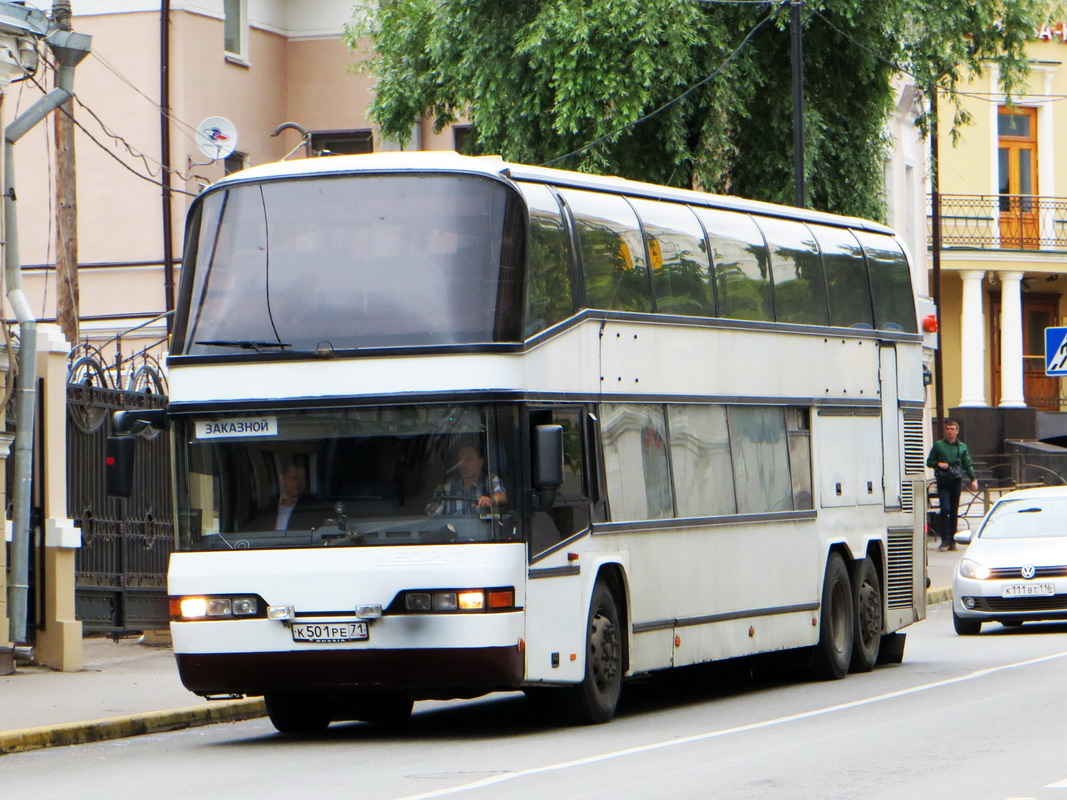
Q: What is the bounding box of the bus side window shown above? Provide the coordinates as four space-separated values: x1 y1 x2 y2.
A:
692 207 774 322
853 231 918 333
809 224 875 329
626 198 714 317
516 183 574 337
559 188 652 313
755 217 830 326
529 408 592 557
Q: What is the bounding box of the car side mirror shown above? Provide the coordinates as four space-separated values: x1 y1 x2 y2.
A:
953 529 973 546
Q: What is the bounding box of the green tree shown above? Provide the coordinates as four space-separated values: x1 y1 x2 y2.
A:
346 0 1049 220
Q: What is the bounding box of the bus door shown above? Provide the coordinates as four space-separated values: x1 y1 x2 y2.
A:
880 344 902 508
524 407 598 684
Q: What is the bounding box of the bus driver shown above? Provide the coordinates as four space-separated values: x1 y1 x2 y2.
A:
425 443 507 516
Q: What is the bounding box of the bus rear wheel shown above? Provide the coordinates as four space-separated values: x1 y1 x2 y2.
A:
265 692 332 734
810 552 854 680
850 558 882 673
554 581 623 725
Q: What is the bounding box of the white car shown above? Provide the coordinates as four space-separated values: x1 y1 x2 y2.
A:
952 486 1067 635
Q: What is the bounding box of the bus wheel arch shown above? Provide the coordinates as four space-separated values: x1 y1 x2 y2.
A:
552 567 627 725
810 549 854 680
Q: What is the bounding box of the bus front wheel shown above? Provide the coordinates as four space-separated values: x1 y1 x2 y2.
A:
265 692 332 734
554 581 623 725
811 552 854 680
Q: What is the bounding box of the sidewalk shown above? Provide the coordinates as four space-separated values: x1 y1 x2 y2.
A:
0 538 959 756
0 635 265 755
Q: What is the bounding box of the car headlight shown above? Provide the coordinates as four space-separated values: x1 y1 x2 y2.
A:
958 558 991 580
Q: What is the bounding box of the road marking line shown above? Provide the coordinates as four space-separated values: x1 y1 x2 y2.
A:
391 649 1067 800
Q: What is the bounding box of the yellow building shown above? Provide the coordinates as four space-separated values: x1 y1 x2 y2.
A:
935 23 1067 453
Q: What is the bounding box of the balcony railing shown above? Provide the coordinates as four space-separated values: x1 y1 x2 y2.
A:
931 194 1067 252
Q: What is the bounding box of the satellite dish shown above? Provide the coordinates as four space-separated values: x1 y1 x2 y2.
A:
195 116 238 161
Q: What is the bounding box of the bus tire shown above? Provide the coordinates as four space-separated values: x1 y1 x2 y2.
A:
850 558 882 673
555 581 623 725
810 552 854 680
265 692 332 734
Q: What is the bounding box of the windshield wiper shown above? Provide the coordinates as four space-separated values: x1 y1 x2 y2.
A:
195 339 291 351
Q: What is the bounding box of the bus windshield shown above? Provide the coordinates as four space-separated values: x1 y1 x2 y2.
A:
175 173 525 354
176 404 520 550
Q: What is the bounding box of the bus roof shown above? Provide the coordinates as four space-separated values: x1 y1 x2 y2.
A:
214 151 895 235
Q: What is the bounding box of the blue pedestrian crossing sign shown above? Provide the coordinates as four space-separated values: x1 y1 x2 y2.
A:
1046 327 1067 376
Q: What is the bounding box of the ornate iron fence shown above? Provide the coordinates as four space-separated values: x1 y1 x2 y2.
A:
931 194 1067 251
67 343 173 634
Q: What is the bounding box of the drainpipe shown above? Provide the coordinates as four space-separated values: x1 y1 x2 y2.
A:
5 28 91 646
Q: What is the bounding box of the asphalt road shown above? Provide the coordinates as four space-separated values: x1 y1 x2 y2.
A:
6 603 1067 800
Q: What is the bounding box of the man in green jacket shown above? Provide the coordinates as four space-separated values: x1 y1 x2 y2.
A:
926 419 978 551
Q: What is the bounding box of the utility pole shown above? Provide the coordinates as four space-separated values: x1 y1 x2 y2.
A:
929 86 946 436
791 0 805 208
53 0 78 345
160 0 175 332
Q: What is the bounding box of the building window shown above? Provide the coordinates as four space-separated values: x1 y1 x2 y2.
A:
453 124 477 154
224 151 247 175
309 130 373 156
998 105 1038 249
224 0 247 60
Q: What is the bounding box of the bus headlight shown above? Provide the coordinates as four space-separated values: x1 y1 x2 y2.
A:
398 588 516 613
170 595 262 620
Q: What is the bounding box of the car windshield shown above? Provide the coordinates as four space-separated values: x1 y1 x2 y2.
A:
175 404 520 550
977 496 1067 539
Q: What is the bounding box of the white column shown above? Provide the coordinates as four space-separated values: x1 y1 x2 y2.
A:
999 271 1026 408
959 269 988 407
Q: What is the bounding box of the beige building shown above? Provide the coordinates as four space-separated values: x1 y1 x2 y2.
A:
934 25 1067 454
1 0 464 666
7 0 460 359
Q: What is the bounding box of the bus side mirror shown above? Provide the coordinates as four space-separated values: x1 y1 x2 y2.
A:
113 409 169 435
106 435 136 498
533 424 564 510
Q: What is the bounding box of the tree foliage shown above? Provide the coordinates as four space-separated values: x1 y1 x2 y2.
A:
345 0 1050 221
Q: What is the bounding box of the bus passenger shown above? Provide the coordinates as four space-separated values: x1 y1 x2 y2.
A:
425 443 507 516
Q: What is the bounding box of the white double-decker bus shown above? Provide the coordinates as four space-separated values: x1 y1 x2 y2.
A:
159 152 927 731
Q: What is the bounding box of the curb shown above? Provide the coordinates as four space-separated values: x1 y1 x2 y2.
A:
928 586 952 606
0 697 266 756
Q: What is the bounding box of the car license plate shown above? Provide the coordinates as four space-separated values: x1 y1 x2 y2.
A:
291 622 369 643
1001 583 1055 598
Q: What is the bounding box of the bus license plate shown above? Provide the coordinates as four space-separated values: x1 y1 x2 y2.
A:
1001 583 1055 598
292 622 369 643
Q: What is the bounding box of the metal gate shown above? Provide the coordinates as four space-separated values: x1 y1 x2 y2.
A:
67 346 173 634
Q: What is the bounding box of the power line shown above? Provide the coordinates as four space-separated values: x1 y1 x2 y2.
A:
809 8 1049 107
542 0 789 167
27 71 199 196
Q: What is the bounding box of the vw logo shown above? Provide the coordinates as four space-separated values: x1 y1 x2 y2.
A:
1021 564 1036 580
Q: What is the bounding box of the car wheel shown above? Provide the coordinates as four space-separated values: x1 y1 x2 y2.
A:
810 552 854 680
952 611 982 636
850 558 882 673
